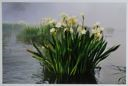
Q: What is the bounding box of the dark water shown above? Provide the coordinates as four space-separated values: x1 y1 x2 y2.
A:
2 24 126 84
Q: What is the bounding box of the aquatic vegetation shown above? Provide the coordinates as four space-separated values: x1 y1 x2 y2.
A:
18 13 120 83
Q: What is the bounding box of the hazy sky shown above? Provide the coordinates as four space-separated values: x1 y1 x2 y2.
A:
2 3 126 29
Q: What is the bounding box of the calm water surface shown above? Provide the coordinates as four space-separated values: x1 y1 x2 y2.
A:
3 24 42 84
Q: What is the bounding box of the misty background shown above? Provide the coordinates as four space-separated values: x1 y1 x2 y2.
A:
2 3 126 84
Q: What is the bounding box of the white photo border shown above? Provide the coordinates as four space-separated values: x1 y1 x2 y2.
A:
0 0 127 86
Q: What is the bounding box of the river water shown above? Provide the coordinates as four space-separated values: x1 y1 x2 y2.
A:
2 24 126 84
3 24 42 84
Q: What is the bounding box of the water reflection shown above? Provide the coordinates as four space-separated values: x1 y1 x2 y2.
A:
32 67 102 84
3 24 41 83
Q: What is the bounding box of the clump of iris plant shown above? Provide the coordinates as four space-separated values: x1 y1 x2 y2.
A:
18 13 120 84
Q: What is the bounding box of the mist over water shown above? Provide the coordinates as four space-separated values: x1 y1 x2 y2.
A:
2 3 126 84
